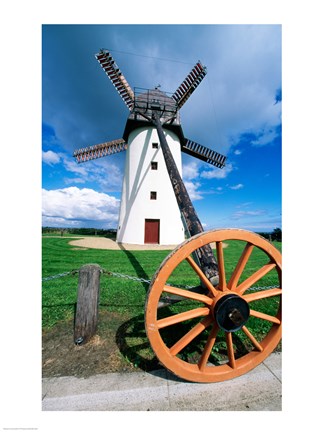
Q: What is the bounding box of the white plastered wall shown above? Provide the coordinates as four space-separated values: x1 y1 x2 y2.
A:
116 126 185 245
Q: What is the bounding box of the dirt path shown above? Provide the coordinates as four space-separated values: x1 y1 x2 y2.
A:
68 237 228 251
69 237 178 251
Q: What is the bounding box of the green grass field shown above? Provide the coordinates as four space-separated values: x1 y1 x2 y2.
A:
42 236 281 326
42 235 282 377
42 237 172 327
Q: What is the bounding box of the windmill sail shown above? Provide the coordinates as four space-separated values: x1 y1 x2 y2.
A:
181 139 226 168
172 62 207 109
95 50 134 110
73 138 127 163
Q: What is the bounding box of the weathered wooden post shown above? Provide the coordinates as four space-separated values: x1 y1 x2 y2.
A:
74 264 101 345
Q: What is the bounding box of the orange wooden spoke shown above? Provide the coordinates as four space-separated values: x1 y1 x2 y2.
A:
250 309 281 324
242 326 263 352
244 288 282 303
198 324 219 371
169 316 213 356
186 255 218 296
157 307 210 329
228 243 254 290
226 332 236 369
236 262 277 294
145 228 282 383
216 242 226 291
163 285 213 305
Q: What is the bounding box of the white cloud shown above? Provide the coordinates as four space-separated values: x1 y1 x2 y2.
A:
236 202 253 208
250 126 280 146
179 26 281 154
232 209 266 219
229 183 244 190
182 161 200 180
64 177 85 185
62 157 88 176
42 150 60 165
61 155 123 192
201 162 234 179
183 181 204 201
94 162 124 191
234 149 242 155
42 187 120 227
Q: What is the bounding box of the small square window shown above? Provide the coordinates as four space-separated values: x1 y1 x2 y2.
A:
150 191 157 200
151 161 158 170
152 142 158 149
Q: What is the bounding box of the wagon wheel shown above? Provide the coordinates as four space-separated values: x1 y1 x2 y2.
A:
145 229 282 383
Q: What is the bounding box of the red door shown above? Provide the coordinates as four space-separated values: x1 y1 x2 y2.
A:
144 219 160 244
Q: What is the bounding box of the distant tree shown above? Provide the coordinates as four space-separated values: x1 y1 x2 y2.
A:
271 228 282 242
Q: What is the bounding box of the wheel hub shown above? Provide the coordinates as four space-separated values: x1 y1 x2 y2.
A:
214 293 250 332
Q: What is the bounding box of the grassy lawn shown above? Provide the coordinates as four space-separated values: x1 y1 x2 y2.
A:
42 237 170 327
42 236 282 378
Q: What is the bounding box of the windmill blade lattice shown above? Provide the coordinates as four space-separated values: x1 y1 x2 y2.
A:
95 50 134 110
73 138 127 163
181 139 226 168
172 61 207 109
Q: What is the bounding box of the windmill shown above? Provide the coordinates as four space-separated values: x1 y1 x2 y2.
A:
73 50 283 384
74 49 226 253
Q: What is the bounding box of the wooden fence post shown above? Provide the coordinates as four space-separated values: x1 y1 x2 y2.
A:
74 264 101 345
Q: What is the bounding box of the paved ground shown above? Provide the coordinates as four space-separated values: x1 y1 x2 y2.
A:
42 352 281 411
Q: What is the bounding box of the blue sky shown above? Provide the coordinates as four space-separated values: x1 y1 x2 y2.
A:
42 24 282 232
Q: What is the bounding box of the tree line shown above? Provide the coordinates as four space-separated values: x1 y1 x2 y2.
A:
42 227 117 238
256 228 282 242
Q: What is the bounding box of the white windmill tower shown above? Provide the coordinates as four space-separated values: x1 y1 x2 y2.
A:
74 49 226 245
